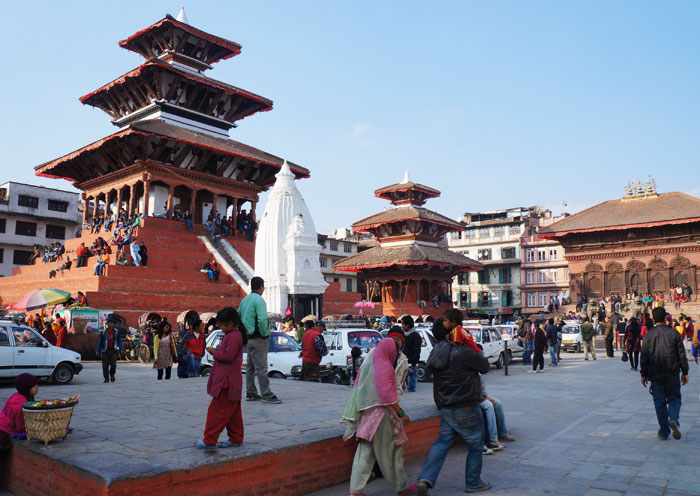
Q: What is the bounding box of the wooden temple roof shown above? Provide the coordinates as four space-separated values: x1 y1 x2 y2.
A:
375 181 440 202
79 59 272 124
353 206 463 232
119 14 242 66
540 192 700 237
34 119 309 186
333 244 482 273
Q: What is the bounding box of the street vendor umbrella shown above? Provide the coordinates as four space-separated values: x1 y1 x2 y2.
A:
10 288 72 311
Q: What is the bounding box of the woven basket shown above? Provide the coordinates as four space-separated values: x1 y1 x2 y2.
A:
23 406 75 446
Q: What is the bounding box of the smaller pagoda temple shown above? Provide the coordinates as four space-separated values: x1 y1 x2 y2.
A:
334 172 481 317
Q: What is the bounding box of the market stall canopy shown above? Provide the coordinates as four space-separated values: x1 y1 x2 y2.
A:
10 289 72 311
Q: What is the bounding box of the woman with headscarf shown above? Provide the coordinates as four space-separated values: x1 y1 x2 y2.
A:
624 317 642 370
343 338 417 496
0 373 39 452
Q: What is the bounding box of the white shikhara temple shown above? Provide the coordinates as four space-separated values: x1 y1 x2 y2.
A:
254 161 327 321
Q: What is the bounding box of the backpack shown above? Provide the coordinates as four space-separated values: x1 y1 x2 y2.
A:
517 324 526 338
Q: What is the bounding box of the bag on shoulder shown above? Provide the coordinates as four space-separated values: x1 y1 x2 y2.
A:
621 351 628 362
517 324 526 338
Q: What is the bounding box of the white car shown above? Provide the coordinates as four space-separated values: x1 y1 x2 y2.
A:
0 321 83 384
461 324 507 368
200 331 306 379
319 328 383 384
494 324 523 361
561 322 583 353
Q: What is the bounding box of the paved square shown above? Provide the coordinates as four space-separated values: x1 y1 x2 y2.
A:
1 351 699 495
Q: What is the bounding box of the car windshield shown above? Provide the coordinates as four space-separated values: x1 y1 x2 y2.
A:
347 331 382 351
270 333 301 352
563 325 580 334
465 328 481 342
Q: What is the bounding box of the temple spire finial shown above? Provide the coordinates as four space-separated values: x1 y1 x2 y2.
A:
176 7 189 24
402 170 411 184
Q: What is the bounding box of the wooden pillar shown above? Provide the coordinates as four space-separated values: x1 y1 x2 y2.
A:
189 189 196 219
232 198 238 232
250 201 257 221
211 193 219 215
116 188 123 217
127 183 135 216
142 180 150 217
92 193 99 219
167 184 175 219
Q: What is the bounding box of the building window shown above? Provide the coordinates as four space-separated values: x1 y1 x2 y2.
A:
538 292 548 307
333 277 339 283
459 292 471 307
477 270 490 284
15 221 37 237
498 268 512 284
329 241 338 251
478 248 492 261
457 272 468 285
343 242 352 254
320 257 327 268
0 218 5 233
526 292 536 307
13 249 33 265
538 269 547 283
525 249 535 263
526 270 535 284
346 279 353 292
45 225 66 240
478 227 490 238
493 225 505 237
17 195 39 208
47 199 69 212
501 247 516 259
479 291 490 307
537 249 547 262
549 269 558 282
549 248 558 260
565 269 570 282
0 248 3 263
467 229 476 238
501 290 513 307
0 188 7 202
509 225 520 235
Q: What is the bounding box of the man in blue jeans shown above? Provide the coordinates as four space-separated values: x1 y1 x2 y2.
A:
417 309 491 495
640 307 689 440
402 315 421 392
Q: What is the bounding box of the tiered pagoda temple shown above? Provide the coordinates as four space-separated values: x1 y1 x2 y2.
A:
35 12 309 225
334 172 481 317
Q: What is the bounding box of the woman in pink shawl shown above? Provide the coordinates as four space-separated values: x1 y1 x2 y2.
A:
343 338 416 496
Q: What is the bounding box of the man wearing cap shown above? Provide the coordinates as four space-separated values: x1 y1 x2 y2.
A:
300 316 328 382
401 315 421 392
96 316 124 383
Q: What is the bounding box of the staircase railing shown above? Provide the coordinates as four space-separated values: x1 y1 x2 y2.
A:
198 236 251 294
220 239 254 283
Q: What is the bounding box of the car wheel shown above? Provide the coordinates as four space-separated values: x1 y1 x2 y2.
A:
330 371 344 385
416 364 431 382
138 345 151 363
269 372 285 379
495 353 505 369
199 366 211 377
52 363 74 385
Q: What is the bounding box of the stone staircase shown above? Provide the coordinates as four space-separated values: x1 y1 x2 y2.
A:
198 236 253 292
0 217 255 327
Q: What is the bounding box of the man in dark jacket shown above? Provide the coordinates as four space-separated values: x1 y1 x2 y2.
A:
544 319 558 366
416 309 491 495
580 317 596 360
603 315 615 358
401 315 421 392
640 307 689 441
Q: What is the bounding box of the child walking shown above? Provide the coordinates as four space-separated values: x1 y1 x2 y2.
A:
197 307 247 449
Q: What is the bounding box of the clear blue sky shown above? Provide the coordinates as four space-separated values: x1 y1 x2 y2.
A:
2 1 699 233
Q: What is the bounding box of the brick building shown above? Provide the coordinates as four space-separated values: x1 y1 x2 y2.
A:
540 185 700 302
